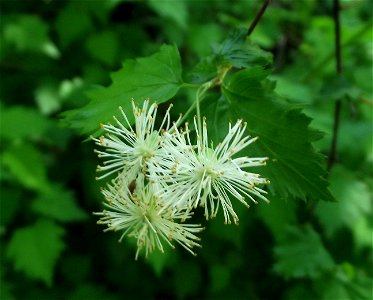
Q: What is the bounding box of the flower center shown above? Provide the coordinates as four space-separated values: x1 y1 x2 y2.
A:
135 131 159 159
198 148 220 179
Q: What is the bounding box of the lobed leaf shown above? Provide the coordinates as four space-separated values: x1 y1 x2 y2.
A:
223 67 334 202
63 44 183 135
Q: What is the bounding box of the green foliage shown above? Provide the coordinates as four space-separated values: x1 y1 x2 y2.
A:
31 185 87 223
3 15 59 58
223 68 334 202
64 44 183 134
273 225 335 279
316 165 371 237
2 143 48 193
6 219 65 286
148 0 188 29
0 106 53 140
1 1 372 299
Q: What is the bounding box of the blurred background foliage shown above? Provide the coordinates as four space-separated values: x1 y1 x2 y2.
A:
0 0 372 299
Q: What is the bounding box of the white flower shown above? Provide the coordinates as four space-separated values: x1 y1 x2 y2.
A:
149 117 269 225
93 99 175 181
94 176 203 259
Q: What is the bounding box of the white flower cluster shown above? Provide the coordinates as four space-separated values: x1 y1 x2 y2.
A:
93 99 269 259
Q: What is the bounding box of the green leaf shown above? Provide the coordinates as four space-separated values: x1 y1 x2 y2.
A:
223 67 334 202
0 106 53 140
315 165 371 237
273 225 335 279
4 15 59 58
189 28 272 83
270 75 314 104
148 0 188 29
315 263 373 300
31 185 87 223
63 44 183 135
351 217 373 251
213 28 273 68
85 31 119 66
2 143 48 192
202 93 231 144
6 219 65 286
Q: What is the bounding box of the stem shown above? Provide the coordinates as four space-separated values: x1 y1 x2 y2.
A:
327 0 342 171
178 101 196 126
195 82 212 134
196 88 203 135
247 0 271 36
178 81 212 128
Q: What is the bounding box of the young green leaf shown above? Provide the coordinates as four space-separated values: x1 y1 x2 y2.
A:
223 67 334 202
189 28 272 83
6 219 65 286
213 27 273 68
63 44 183 135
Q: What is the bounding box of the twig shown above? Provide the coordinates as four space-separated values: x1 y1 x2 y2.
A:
247 0 271 36
301 22 371 83
334 0 342 75
327 0 342 171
